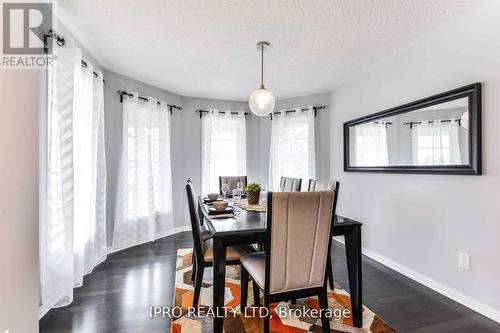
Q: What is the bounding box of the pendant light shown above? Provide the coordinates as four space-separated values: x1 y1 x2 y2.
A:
249 41 275 117
460 111 469 130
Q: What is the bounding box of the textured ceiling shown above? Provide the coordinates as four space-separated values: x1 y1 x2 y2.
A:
57 0 474 101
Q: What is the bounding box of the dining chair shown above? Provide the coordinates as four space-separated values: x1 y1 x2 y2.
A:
187 178 211 240
219 176 247 196
240 191 338 333
186 180 256 307
308 179 337 191
279 176 302 192
308 179 340 290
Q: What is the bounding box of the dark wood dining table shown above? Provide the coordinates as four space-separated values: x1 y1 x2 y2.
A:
197 195 363 333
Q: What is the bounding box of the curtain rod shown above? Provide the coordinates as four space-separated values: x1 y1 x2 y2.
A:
118 90 183 113
44 30 104 82
270 105 327 119
195 109 249 119
403 119 461 128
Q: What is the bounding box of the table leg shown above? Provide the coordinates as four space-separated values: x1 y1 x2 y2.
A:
345 225 362 327
213 237 227 333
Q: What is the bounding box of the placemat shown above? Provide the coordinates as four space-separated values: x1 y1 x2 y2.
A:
234 199 267 212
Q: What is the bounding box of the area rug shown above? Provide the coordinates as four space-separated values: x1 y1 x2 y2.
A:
171 249 397 333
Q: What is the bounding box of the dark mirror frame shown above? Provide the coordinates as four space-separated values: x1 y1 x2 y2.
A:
344 83 482 175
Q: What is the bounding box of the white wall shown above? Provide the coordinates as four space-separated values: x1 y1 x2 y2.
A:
0 71 40 333
330 2 500 320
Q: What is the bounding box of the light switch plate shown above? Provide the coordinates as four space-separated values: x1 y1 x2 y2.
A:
458 252 471 270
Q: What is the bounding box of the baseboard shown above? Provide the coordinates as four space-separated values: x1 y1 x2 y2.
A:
108 226 191 255
333 238 500 323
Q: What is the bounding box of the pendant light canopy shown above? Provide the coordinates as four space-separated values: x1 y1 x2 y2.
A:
249 41 275 117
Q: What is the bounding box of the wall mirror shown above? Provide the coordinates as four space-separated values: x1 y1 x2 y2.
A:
344 83 481 175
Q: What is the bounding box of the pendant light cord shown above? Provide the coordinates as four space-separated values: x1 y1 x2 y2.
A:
260 45 264 89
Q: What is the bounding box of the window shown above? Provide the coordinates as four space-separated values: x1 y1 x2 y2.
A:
41 41 106 315
201 111 246 194
352 122 389 166
269 107 315 190
412 120 461 165
113 94 174 249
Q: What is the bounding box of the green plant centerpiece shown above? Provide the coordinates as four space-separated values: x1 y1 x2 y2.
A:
245 182 261 205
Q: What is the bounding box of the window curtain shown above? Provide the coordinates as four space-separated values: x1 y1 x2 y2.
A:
112 94 174 250
269 107 315 191
40 39 107 316
412 119 461 165
353 122 389 166
201 111 247 194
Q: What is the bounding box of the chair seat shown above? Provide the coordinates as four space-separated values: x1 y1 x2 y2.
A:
203 240 256 262
240 252 265 289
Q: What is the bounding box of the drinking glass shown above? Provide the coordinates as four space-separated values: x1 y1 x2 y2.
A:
236 181 243 192
221 183 229 198
232 189 242 202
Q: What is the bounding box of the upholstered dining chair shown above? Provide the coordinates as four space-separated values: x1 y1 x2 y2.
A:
308 179 337 191
308 179 340 290
279 176 302 192
186 180 256 307
219 175 247 196
240 191 338 333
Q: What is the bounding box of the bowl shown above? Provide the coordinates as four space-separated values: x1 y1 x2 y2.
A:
212 200 228 210
207 193 219 200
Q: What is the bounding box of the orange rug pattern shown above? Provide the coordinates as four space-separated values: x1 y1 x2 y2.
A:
171 249 397 333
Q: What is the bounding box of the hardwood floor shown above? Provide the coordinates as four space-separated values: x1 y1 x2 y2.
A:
40 232 500 333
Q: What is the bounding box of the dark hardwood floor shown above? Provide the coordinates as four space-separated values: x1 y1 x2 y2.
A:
40 232 500 333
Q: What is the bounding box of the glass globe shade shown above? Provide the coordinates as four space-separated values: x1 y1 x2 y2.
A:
249 88 275 117
460 111 469 130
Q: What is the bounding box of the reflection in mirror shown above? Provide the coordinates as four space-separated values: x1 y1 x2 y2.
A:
349 97 469 167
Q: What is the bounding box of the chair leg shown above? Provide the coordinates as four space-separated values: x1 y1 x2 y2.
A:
192 265 204 308
327 253 334 290
191 252 197 284
318 290 331 333
263 297 270 333
252 280 260 307
240 265 249 312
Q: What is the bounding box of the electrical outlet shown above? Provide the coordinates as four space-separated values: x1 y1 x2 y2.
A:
458 252 471 271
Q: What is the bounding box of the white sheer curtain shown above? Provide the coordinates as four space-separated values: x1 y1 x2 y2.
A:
112 94 174 250
269 107 315 191
353 122 389 166
40 39 107 316
412 119 461 165
202 111 246 194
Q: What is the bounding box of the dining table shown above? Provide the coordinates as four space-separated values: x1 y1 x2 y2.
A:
197 195 363 333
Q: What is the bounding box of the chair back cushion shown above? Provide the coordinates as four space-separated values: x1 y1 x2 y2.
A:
308 179 336 191
219 176 247 195
268 191 335 294
279 177 302 192
186 181 205 260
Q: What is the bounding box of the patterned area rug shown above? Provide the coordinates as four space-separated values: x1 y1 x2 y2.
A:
171 249 397 333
